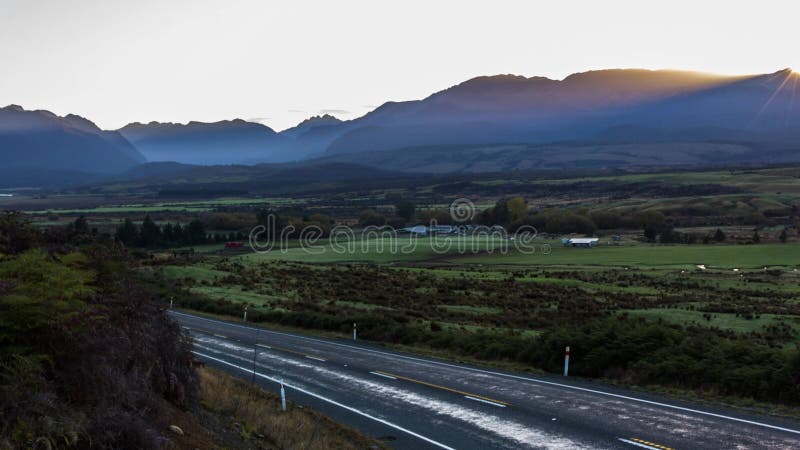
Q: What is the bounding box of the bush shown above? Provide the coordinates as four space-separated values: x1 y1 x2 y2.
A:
0 214 199 448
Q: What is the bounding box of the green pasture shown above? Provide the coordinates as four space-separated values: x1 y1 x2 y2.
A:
453 243 800 269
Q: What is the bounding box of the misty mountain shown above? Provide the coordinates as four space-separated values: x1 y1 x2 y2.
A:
279 114 342 139
322 69 800 156
0 105 145 175
4 68 800 188
117 114 347 165
118 119 294 165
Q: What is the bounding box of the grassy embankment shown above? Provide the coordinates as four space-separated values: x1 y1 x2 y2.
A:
197 367 383 450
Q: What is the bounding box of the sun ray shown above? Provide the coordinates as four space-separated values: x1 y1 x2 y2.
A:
788 74 798 127
749 69 794 128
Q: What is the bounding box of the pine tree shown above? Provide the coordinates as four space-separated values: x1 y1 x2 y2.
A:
140 215 162 247
73 215 89 235
115 219 138 246
644 224 658 242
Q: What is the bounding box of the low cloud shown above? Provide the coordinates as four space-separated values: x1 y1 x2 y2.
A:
318 108 350 115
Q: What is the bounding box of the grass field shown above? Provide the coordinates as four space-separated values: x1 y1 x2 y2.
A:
623 309 799 335
453 242 800 269
236 235 514 264
233 236 800 270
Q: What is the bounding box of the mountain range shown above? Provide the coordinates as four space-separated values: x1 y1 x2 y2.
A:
1 68 799 187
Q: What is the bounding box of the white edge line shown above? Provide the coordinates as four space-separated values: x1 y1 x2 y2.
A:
464 395 507 408
370 371 398 380
172 311 800 436
618 438 662 450
256 343 272 349
306 355 327 362
192 350 455 450
213 334 227 338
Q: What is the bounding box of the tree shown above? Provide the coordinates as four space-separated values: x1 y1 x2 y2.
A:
590 210 624 229
713 228 726 242
644 224 658 243
139 215 162 247
493 199 511 225
172 223 184 244
115 218 138 246
0 249 94 352
394 201 416 222
780 227 788 243
185 220 207 244
358 209 386 227
418 208 452 225
256 208 285 238
633 210 665 230
544 211 596 235
0 211 38 254
72 215 89 235
506 197 527 223
659 224 676 243
162 223 175 243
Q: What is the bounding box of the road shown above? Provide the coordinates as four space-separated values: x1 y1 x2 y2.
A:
171 310 800 450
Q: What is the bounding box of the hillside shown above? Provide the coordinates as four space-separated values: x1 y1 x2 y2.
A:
0 105 145 174
321 69 800 156
312 141 767 173
119 119 289 165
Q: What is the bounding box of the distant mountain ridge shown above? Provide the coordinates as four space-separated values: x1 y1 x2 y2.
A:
321 69 800 155
115 68 798 167
0 104 145 175
117 113 345 165
3 68 800 188
119 119 283 165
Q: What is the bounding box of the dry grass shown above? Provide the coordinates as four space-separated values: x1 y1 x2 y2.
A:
199 366 383 450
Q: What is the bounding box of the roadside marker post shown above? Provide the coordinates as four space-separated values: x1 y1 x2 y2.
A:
251 324 262 385
353 322 357 341
280 379 287 411
564 346 570 377
169 297 173 309
243 305 248 322
251 343 258 385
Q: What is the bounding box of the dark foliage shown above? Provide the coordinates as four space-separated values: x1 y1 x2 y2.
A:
115 215 208 248
0 213 199 449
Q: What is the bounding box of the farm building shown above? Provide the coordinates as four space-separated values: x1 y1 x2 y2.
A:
561 237 599 247
400 225 472 236
401 225 429 236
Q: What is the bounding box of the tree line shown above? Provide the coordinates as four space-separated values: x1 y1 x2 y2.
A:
113 215 247 248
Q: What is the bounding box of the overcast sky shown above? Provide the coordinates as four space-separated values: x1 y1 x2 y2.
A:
1 0 796 131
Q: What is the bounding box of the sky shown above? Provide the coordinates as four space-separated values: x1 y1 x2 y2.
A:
0 0 797 131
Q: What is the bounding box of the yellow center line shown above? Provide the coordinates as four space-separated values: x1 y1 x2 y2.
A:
373 370 511 406
630 437 674 450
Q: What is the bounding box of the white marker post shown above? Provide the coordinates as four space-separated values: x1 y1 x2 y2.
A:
243 305 248 322
353 322 357 341
280 379 287 411
564 346 570 377
169 297 173 309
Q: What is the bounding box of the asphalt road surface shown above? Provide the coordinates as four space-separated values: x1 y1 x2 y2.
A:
170 310 800 450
